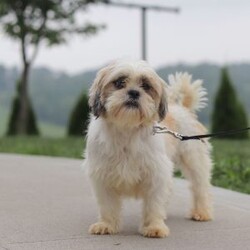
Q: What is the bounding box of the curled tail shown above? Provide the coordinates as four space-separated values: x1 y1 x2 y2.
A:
167 72 208 112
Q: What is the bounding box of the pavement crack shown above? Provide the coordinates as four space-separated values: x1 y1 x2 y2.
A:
8 235 84 245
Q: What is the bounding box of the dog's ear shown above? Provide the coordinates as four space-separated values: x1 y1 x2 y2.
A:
158 79 168 122
89 67 109 118
91 90 106 118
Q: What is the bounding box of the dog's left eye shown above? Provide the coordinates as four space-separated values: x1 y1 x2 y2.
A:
113 77 126 89
141 80 151 91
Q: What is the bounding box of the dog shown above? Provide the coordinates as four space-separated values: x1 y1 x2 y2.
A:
84 60 213 238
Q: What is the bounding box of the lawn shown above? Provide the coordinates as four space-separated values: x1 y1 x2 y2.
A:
0 137 249 194
0 136 85 159
211 139 250 194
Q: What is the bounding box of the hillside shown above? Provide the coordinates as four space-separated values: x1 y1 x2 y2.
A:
0 62 249 135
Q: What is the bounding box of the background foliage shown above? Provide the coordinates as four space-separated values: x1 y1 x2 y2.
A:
0 0 104 135
211 67 248 139
68 92 90 136
0 63 250 135
7 80 39 135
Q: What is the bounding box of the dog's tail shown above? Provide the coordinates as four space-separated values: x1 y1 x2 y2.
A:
167 72 208 112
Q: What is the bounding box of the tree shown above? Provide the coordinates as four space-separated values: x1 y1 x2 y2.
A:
68 92 90 136
0 0 104 135
211 67 249 139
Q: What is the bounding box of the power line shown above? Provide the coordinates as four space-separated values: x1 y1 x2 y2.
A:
103 1 180 60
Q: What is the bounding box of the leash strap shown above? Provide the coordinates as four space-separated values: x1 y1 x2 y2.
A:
153 126 250 141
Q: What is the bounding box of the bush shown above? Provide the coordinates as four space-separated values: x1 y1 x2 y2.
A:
7 80 39 136
67 92 90 136
211 67 248 139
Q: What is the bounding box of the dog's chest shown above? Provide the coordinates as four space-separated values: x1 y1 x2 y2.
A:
105 137 148 170
95 132 155 187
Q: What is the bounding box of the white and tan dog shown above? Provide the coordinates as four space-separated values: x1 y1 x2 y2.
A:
84 60 213 238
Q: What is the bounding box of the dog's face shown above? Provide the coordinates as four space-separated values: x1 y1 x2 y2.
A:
89 60 167 128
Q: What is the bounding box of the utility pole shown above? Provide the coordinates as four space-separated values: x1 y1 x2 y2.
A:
142 7 147 60
104 1 180 60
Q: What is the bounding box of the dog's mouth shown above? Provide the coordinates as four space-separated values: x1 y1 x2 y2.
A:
124 99 139 109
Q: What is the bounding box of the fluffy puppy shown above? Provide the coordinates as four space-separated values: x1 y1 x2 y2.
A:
84 60 213 238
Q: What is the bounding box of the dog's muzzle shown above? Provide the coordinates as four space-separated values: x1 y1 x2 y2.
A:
128 89 140 100
125 90 140 108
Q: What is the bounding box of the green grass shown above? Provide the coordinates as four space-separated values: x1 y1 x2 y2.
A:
0 136 85 159
0 106 9 136
211 139 250 194
39 122 66 137
0 136 249 194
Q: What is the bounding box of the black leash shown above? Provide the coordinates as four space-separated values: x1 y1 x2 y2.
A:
153 126 250 141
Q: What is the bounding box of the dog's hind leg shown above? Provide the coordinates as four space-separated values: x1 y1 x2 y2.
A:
179 141 213 221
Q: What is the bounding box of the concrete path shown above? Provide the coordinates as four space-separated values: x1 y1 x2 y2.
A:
0 153 250 250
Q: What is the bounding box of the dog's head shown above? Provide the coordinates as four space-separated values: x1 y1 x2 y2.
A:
89 60 167 128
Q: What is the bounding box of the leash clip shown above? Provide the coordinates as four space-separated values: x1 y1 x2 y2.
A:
153 126 184 140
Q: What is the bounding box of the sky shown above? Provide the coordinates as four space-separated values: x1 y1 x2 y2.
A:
0 0 250 74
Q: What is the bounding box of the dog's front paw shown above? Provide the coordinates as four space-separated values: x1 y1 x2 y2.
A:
89 222 118 235
191 208 213 221
141 224 170 238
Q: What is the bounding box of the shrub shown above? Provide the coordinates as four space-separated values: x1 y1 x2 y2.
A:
7 80 39 136
68 92 90 136
211 67 248 139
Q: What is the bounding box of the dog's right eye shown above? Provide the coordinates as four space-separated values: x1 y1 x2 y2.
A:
113 77 126 89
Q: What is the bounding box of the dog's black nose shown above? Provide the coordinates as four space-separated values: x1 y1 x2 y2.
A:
128 89 140 99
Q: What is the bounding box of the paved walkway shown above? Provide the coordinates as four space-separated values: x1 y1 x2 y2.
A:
0 153 250 250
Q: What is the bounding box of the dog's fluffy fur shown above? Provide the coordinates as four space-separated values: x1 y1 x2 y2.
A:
84 60 213 238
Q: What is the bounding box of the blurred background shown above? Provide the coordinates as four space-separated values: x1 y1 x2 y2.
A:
0 0 250 136
0 1 249 192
